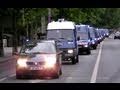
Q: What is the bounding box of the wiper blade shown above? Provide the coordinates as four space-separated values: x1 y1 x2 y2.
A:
58 38 65 39
32 52 48 54
48 38 56 40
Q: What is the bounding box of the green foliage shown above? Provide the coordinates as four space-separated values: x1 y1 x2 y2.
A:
1 8 120 30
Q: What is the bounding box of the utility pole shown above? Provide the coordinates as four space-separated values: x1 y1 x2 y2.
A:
48 8 51 23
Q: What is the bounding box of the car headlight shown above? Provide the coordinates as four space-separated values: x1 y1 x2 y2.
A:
84 44 88 47
68 50 73 54
17 58 28 68
44 55 56 68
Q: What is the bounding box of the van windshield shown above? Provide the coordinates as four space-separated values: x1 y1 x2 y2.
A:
47 29 74 41
76 26 88 40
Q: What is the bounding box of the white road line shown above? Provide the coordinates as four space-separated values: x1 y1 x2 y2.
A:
66 77 73 79
90 41 104 83
0 77 7 82
29 80 46 83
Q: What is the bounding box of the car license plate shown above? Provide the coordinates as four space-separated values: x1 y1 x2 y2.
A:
30 67 43 70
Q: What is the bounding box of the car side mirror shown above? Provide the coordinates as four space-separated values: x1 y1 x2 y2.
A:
13 52 19 56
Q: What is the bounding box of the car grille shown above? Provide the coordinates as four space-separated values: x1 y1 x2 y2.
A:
26 62 45 65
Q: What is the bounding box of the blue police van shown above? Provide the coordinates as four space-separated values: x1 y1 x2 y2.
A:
88 26 98 49
76 24 91 55
46 19 78 64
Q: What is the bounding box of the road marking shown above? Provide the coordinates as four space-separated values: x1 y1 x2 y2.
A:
29 80 46 83
0 77 7 82
66 77 73 79
90 41 104 83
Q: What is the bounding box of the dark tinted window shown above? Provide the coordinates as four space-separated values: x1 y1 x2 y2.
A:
89 27 95 38
76 26 89 40
47 29 74 40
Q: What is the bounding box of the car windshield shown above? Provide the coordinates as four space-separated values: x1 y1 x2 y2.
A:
77 26 88 40
47 29 74 41
20 42 56 54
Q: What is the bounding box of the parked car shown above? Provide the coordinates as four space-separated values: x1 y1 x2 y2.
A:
114 31 120 39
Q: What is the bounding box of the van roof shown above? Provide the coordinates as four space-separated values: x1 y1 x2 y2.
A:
47 21 75 30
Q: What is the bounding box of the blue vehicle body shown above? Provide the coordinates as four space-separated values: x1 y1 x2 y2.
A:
95 28 102 44
46 19 78 64
88 26 98 49
76 24 91 54
104 29 110 37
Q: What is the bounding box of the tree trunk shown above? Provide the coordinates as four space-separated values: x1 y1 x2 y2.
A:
12 12 18 55
41 16 46 34
0 26 4 57
26 24 29 39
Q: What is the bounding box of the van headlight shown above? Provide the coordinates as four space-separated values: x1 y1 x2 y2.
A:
84 44 88 47
17 58 28 68
68 50 73 54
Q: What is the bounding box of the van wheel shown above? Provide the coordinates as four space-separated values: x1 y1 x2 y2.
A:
53 69 60 79
72 57 76 64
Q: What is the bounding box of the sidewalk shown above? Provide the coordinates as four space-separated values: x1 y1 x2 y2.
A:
0 47 21 63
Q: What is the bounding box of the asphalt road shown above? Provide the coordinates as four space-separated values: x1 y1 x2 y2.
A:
0 37 120 83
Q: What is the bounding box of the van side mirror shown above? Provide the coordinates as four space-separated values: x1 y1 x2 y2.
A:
90 37 92 40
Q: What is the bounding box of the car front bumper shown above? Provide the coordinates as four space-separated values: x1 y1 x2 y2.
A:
16 65 58 77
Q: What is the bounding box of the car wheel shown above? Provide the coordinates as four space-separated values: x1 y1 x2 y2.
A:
60 68 62 75
16 74 24 79
53 69 60 79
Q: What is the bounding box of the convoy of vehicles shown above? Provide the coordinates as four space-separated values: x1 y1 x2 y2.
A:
15 18 110 79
